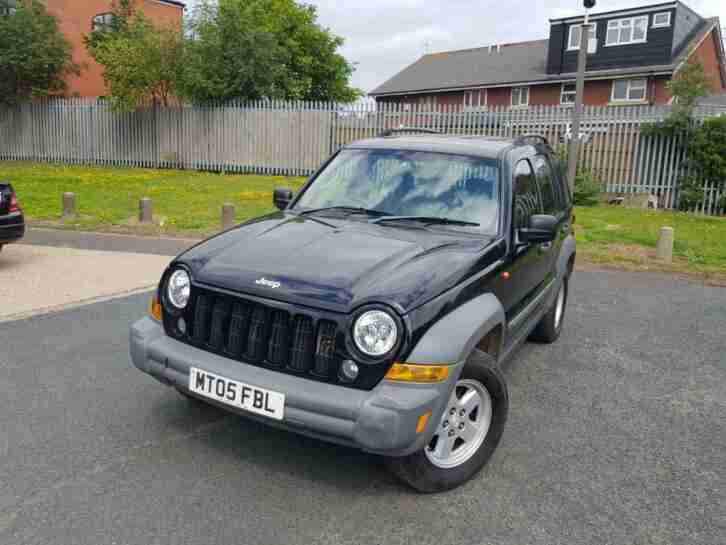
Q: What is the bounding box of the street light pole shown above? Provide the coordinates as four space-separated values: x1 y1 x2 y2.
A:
566 8 592 197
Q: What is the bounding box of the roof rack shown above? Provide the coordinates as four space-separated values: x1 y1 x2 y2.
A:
377 127 442 138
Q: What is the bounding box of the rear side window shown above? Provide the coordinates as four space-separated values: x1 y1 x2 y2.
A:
533 155 558 215
513 159 542 230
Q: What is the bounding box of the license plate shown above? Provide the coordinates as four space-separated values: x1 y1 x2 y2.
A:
188 367 285 421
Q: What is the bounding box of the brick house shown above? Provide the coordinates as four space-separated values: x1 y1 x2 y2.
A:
370 1 725 109
2 0 185 98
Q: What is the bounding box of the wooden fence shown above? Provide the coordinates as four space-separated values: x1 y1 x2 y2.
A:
1 99 724 214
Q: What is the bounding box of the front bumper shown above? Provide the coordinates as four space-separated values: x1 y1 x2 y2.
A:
130 317 462 456
0 211 24 243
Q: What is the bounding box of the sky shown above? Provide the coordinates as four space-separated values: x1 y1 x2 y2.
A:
183 0 726 93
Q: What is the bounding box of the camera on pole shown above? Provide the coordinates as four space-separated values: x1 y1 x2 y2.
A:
584 0 596 8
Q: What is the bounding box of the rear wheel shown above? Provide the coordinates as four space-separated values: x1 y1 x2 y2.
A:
386 350 508 493
529 275 568 343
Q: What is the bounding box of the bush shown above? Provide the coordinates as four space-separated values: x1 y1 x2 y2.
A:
573 168 601 206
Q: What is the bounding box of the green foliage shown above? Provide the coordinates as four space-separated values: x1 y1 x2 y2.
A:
678 116 726 210
0 0 79 105
572 168 601 206
178 0 362 104
85 2 183 112
553 143 600 206
642 58 710 137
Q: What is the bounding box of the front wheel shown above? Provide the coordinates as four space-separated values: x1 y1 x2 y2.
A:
386 350 508 493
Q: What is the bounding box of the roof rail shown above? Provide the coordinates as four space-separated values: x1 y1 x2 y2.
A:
514 134 551 148
378 127 442 138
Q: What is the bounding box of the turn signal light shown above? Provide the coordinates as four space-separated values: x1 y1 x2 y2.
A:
149 294 163 321
385 363 451 383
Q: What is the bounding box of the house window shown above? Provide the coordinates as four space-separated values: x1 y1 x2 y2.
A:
92 13 116 32
463 90 485 109
560 83 577 105
511 87 529 108
611 78 647 102
652 12 671 28
0 0 17 16
568 23 598 53
606 16 648 46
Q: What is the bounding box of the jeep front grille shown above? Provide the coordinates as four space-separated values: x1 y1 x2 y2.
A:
164 287 347 384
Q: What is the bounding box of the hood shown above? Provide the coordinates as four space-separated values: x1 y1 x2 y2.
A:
178 212 502 314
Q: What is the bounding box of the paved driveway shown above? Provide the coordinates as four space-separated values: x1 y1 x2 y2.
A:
0 269 724 545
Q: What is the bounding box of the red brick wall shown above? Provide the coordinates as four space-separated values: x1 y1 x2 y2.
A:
374 75 688 108
46 0 184 98
688 28 726 93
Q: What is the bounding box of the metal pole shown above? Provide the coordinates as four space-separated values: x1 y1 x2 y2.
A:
567 10 591 197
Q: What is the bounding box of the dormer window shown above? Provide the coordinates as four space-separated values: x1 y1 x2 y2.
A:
652 12 671 28
605 16 648 46
568 23 598 53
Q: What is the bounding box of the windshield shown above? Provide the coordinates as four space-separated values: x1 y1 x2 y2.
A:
294 149 500 234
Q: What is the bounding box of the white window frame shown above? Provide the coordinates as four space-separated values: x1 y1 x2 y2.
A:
92 13 115 32
463 89 487 110
568 22 598 53
652 12 671 28
560 83 577 106
610 78 648 103
605 16 649 47
511 86 530 108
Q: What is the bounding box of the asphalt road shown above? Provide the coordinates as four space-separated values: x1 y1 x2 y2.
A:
1 269 724 545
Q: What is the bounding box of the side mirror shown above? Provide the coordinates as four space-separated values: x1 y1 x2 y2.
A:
519 214 557 244
273 187 293 211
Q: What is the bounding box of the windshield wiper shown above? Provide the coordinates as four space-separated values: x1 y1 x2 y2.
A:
371 216 480 227
298 206 391 217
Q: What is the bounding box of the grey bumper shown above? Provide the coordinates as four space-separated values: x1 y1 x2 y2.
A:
129 318 462 456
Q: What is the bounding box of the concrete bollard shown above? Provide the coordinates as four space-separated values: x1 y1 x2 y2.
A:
62 192 77 218
221 203 235 230
655 226 674 263
139 197 153 224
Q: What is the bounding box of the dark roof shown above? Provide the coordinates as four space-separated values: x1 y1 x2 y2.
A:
345 135 518 159
369 17 721 97
370 41 548 96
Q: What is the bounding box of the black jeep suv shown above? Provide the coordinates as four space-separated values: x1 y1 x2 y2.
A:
130 132 575 492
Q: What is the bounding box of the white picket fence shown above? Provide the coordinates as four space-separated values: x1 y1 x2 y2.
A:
1 99 724 214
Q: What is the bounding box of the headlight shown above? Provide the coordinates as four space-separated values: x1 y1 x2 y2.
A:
353 310 398 357
166 269 190 309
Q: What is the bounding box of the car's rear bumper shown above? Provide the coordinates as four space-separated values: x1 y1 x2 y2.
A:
0 212 25 243
129 317 461 456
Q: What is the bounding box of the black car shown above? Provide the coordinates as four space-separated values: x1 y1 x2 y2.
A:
0 182 25 251
130 131 576 492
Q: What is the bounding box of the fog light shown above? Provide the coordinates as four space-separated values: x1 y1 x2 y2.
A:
340 359 359 381
178 317 187 334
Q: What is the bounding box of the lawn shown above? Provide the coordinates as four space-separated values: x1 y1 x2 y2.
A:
0 162 306 234
1 161 724 280
574 205 726 279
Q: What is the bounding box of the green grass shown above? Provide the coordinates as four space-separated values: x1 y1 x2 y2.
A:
0 161 306 234
2 161 724 279
574 205 726 277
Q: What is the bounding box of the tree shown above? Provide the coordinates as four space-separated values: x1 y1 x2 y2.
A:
179 0 362 104
85 1 183 112
0 0 79 106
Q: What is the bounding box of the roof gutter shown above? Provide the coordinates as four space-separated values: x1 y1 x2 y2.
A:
369 70 674 97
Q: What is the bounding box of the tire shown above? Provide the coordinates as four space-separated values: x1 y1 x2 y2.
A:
529 275 568 344
386 350 509 493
